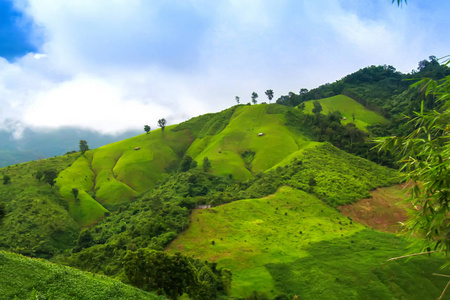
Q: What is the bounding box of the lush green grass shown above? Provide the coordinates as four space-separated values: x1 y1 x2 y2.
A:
167 186 449 299
0 250 164 299
167 187 362 297
303 95 388 131
0 154 80 257
188 105 310 181
51 105 312 224
57 155 107 227
55 125 193 217
244 142 400 207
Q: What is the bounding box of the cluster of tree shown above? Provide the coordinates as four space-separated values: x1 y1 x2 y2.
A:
235 89 275 105
64 169 239 298
143 118 167 135
35 169 59 187
276 57 449 124
283 103 396 167
376 56 450 254
124 249 231 299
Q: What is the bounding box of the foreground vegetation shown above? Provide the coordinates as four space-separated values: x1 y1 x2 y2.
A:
0 250 163 300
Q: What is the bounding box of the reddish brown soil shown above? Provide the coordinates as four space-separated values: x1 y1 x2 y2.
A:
338 183 412 233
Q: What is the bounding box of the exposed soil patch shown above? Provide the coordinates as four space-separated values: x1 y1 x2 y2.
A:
338 183 412 233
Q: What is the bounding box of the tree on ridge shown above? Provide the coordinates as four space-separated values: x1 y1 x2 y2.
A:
251 92 258 105
79 140 89 155
158 118 167 135
265 89 274 103
144 125 151 134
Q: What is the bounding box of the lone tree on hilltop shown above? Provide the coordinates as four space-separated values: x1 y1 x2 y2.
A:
235 96 240 104
158 118 166 134
79 140 89 155
265 89 274 103
251 92 258 105
144 125 151 134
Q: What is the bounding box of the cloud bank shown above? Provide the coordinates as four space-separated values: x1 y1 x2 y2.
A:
1 0 449 136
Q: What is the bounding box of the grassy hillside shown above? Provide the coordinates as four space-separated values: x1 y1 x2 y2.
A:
0 154 80 257
0 103 424 300
186 104 310 181
0 250 164 300
167 186 449 299
242 142 399 207
47 104 390 228
54 105 314 225
54 125 194 225
0 105 399 259
303 95 388 131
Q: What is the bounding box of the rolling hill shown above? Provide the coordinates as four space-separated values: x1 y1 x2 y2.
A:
302 95 388 131
0 102 445 299
52 104 315 226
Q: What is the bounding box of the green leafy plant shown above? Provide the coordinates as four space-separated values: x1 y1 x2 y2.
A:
376 56 450 251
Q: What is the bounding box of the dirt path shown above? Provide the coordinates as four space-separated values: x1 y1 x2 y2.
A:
338 183 412 233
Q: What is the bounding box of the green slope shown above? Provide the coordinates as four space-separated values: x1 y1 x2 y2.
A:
167 186 449 299
303 95 388 131
0 250 164 300
55 105 314 225
55 125 193 223
187 104 311 181
0 154 80 258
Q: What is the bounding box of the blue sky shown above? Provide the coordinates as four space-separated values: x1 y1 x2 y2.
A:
0 0 449 136
0 0 36 60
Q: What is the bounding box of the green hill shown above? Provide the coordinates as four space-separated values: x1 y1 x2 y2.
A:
53 105 314 226
0 250 163 300
0 154 81 257
167 186 449 299
0 103 435 300
186 104 310 180
303 95 388 131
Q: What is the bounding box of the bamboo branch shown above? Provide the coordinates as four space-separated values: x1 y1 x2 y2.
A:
439 280 450 300
387 249 444 261
433 273 450 278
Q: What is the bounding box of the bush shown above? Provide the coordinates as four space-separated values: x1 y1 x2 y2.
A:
3 175 11 185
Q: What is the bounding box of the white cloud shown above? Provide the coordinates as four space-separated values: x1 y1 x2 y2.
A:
0 0 449 138
33 53 47 59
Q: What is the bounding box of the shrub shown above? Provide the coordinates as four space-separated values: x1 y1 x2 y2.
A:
3 175 11 185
